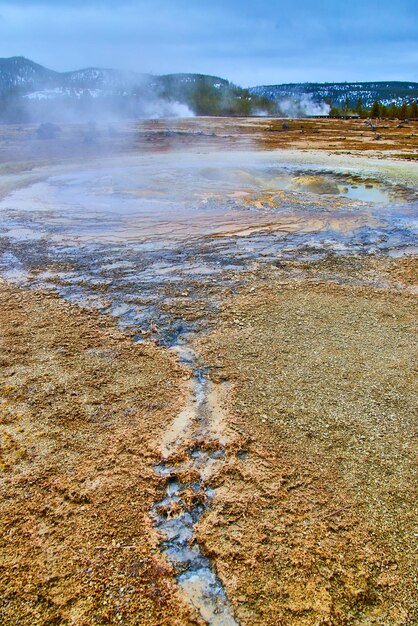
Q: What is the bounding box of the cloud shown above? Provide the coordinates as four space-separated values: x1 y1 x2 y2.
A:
0 0 416 84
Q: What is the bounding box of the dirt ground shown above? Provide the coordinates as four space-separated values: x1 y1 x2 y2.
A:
0 118 417 625
1 256 416 625
198 257 417 625
0 281 199 625
253 117 418 154
0 117 416 168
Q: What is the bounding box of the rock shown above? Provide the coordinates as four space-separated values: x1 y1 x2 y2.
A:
36 123 61 139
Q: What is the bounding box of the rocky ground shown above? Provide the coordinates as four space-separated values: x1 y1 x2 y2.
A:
0 118 417 625
0 282 198 625
0 117 416 167
1 255 416 625
198 256 417 625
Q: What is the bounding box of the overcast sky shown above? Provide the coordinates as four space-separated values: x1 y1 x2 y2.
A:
0 0 417 85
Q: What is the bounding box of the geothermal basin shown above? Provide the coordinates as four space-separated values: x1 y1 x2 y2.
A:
0 139 417 625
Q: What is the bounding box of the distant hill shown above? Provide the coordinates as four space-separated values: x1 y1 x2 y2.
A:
0 57 59 92
249 81 418 108
1 58 417 122
0 57 275 121
0 57 148 95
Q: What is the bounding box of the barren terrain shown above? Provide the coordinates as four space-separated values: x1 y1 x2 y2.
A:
0 118 417 625
0 282 197 625
198 258 417 625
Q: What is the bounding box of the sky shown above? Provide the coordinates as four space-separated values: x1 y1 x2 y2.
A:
0 0 417 86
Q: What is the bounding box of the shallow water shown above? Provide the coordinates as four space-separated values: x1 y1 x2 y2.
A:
0 153 415 246
152 354 238 625
0 148 416 624
0 151 416 348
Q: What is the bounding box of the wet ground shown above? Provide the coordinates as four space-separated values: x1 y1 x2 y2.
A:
152 355 238 625
0 121 417 625
0 150 417 348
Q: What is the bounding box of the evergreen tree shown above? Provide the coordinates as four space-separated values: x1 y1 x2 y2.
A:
388 102 398 119
370 100 380 118
355 97 363 116
408 100 418 118
344 95 350 111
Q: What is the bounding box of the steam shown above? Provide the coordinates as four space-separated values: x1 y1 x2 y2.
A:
138 99 194 119
252 108 271 117
19 88 194 123
277 94 330 117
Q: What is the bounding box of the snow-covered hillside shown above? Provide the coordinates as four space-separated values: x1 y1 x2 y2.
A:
250 82 418 108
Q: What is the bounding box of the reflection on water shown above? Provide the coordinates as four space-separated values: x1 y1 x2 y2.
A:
0 151 417 344
343 184 390 204
0 153 414 245
0 148 416 624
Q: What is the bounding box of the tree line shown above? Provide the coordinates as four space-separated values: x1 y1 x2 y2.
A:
328 96 418 119
0 83 278 123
